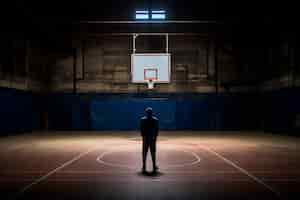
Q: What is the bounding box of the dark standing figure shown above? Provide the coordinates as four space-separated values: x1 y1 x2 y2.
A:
140 107 159 173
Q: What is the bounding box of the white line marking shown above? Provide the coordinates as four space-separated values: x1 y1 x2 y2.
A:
96 149 201 170
17 147 98 196
97 150 133 170
199 145 281 198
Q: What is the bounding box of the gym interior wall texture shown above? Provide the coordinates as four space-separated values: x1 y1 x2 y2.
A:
1 87 300 134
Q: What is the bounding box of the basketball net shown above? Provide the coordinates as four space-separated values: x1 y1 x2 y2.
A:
147 79 155 89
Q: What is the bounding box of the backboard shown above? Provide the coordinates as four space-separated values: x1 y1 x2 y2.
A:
131 53 171 83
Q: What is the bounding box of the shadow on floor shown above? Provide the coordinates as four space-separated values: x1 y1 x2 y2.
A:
137 171 164 178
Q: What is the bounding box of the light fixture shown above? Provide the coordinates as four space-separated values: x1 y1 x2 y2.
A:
151 10 166 19
135 10 149 20
135 10 166 20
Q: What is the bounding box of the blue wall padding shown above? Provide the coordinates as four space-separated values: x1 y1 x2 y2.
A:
216 93 263 130
47 94 90 130
175 95 216 130
263 88 300 133
0 87 40 133
91 98 177 130
46 93 264 131
1 87 300 133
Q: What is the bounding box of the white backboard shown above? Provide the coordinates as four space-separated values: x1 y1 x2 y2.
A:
131 53 171 83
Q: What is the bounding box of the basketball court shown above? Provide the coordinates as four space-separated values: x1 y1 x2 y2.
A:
0 131 299 200
1 1 300 200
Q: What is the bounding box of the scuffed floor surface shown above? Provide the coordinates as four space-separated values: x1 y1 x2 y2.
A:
1 131 300 200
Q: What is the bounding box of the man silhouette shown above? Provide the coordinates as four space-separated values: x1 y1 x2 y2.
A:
140 107 159 173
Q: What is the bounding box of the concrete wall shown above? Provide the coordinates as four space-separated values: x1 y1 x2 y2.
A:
0 35 264 94
0 38 52 92
48 36 239 93
261 40 300 91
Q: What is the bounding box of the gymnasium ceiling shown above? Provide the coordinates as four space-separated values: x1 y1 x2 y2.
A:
0 0 297 40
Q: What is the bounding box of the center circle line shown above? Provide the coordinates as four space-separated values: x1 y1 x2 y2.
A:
96 148 201 170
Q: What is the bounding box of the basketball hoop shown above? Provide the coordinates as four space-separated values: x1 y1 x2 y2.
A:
147 79 155 89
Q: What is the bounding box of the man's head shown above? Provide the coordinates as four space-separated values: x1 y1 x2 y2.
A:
145 107 153 117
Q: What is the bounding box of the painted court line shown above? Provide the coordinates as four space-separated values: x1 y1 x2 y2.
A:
199 145 281 199
96 149 201 170
16 147 99 197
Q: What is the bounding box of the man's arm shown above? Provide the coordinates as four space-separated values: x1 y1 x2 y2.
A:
154 118 159 137
140 119 145 137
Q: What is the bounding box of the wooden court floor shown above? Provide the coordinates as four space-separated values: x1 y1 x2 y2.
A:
1 131 300 200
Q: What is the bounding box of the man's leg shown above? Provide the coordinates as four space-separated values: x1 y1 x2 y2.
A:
150 138 158 172
142 138 149 172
